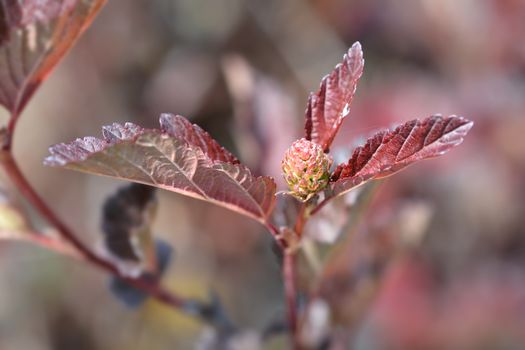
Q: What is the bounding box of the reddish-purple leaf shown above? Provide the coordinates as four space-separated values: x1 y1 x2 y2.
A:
0 0 106 121
44 114 276 224
304 42 364 152
330 115 473 196
158 113 239 164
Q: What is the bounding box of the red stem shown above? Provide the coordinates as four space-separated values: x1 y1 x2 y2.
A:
1 151 186 309
265 221 289 250
6 115 19 150
310 196 331 217
265 212 299 348
283 250 300 349
281 200 311 349
294 203 307 236
23 232 83 258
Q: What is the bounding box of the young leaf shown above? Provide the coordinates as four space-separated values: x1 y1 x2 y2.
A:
45 114 276 224
330 115 473 197
0 0 106 120
304 42 364 152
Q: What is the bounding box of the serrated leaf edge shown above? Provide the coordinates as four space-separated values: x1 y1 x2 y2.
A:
330 115 473 197
44 117 276 224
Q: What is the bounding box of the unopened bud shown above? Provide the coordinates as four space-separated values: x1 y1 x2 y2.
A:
282 138 332 200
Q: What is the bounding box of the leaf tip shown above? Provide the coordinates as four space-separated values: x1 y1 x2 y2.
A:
446 115 474 140
43 154 60 167
158 113 177 132
348 41 364 64
457 116 474 130
350 41 362 52
465 119 474 131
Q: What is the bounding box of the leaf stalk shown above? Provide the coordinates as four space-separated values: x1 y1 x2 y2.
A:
0 149 211 319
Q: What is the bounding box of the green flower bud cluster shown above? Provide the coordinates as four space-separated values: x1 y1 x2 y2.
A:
282 138 332 200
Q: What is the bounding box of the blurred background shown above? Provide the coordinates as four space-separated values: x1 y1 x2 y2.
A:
1 0 525 349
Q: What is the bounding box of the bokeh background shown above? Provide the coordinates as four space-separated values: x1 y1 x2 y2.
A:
1 0 525 349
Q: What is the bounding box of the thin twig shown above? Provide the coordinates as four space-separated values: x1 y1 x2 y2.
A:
0 150 194 312
5 113 19 150
282 200 311 349
266 221 289 250
283 250 300 349
294 202 307 236
310 195 332 217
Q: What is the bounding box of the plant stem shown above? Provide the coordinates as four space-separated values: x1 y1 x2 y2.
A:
0 151 192 312
21 231 83 258
294 202 308 236
265 221 288 250
282 200 311 349
310 196 331 217
283 250 300 349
